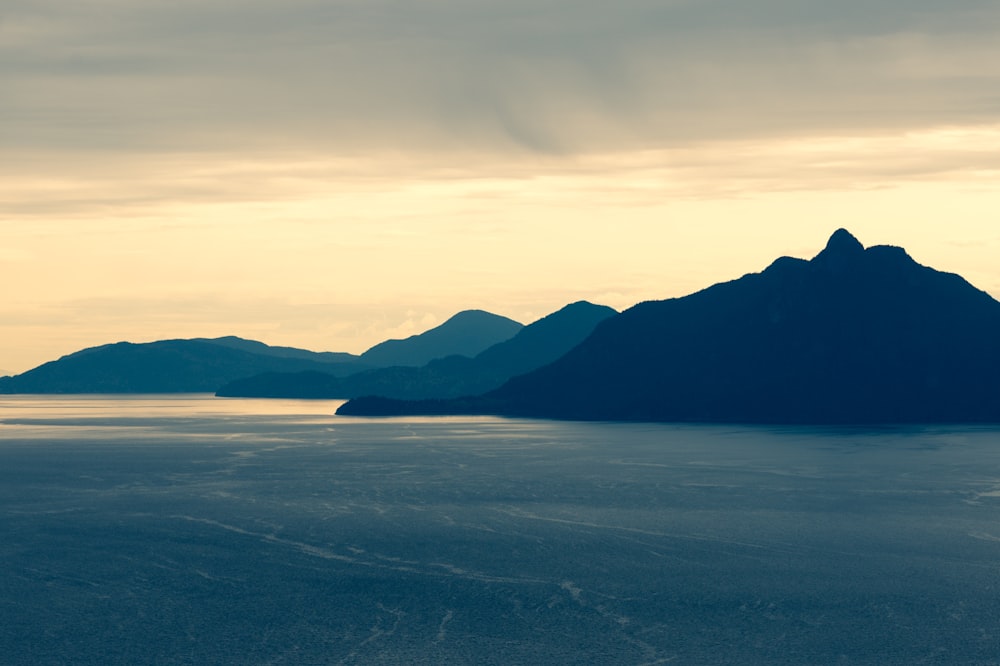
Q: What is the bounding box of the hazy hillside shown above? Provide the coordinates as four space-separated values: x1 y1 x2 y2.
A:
218 301 616 400
359 310 523 368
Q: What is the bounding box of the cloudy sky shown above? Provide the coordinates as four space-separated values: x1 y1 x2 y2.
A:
3 0 1000 374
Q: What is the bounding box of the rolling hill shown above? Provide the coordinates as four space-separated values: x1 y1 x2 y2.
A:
0 337 364 394
0 309 525 395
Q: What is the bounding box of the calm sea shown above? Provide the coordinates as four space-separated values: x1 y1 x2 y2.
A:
2 395 1000 665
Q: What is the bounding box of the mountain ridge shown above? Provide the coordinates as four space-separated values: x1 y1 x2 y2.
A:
339 230 1000 424
0 338 362 394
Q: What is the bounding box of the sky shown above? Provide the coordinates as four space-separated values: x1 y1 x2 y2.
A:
3 0 1000 375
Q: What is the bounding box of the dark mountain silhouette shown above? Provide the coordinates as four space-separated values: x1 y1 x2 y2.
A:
0 337 368 394
358 310 523 368
339 230 1000 424
217 301 617 400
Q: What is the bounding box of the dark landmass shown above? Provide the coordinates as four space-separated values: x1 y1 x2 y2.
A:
217 301 617 399
358 309 523 368
339 230 1000 424
0 338 368 394
215 369 347 400
336 394 498 417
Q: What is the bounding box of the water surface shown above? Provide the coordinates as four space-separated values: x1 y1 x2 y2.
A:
2 395 1000 664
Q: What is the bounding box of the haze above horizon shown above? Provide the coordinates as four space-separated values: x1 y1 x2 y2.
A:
3 0 1000 374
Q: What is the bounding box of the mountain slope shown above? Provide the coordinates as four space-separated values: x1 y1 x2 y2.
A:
339 230 1000 424
218 301 617 399
199 336 361 364
358 310 523 368
0 338 366 394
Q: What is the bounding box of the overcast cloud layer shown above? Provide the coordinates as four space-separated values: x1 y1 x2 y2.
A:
5 0 1000 158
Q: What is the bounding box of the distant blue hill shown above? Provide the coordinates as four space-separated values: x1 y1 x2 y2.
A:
217 301 616 400
196 336 360 364
0 309 527 395
0 337 367 394
339 230 1000 424
358 310 524 367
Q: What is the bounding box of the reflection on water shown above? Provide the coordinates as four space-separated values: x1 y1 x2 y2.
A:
0 393 347 421
2 395 1000 665
0 394 502 440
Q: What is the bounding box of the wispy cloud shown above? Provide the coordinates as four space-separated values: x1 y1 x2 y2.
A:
5 125 999 221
